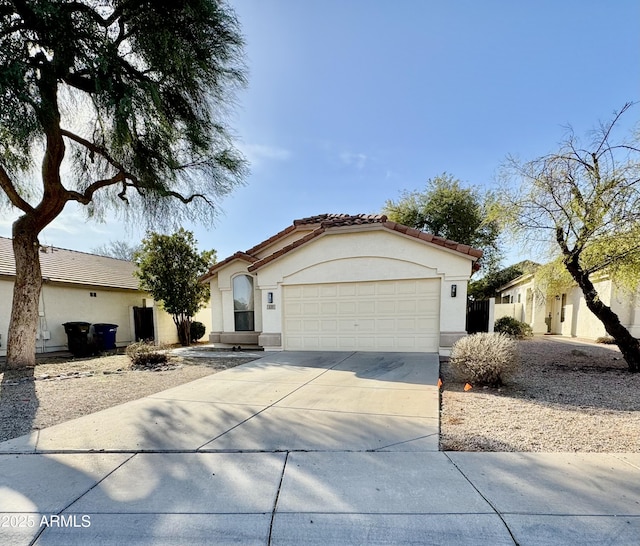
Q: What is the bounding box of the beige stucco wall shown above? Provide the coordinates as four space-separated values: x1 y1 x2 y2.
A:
1 280 147 355
494 303 524 323
0 278 212 355
151 303 212 345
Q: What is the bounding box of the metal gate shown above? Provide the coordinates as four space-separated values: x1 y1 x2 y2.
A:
466 299 490 334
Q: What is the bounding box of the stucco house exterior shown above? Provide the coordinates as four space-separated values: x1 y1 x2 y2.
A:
0 237 211 355
202 214 482 355
496 272 640 340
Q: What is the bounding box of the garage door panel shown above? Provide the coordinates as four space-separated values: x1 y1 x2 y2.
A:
319 285 338 297
286 286 303 299
377 301 397 314
338 320 359 332
376 283 397 295
339 302 357 314
357 318 376 331
285 318 303 337
339 284 357 297
376 318 396 330
396 282 417 294
357 301 376 314
303 302 320 315
321 338 338 349
397 318 417 330
357 337 377 350
338 336 357 349
397 300 416 313
320 302 338 314
285 302 302 315
417 316 439 327
302 285 320 298
283 279 440 352
320 320 338 332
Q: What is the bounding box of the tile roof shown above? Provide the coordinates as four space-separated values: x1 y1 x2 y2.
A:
202 213 483 280
381 221 484 258
200 251 258 279
248 227 324 272
0 236 139 290
293 213 388 227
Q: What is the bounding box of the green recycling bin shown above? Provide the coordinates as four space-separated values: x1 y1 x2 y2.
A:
93 323 119 351
63 322 92 357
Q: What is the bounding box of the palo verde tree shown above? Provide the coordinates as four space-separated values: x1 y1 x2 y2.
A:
0 1 246 369
134 229 215 346
503 103 640 372
383 173 501 272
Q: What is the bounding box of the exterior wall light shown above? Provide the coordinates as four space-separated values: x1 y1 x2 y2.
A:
451 284 457 297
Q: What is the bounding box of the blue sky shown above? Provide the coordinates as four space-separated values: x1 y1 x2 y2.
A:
1 0 638 268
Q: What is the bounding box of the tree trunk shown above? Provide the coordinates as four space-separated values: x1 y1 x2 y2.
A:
5 219 43 370
173 316 192 347
566 259 640 373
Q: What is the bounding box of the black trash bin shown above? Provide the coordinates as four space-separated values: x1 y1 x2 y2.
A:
63 322 92 357
93 323 119 352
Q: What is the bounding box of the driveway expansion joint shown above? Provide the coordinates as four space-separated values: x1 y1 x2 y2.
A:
444 452 520 545
268 451 289 545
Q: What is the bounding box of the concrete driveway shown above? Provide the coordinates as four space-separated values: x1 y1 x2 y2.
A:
1 350 639 545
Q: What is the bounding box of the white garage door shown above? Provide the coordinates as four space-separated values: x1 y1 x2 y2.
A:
283 279 440 352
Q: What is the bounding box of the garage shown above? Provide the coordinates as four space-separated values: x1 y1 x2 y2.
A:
203 214 482 356
283 279 440 352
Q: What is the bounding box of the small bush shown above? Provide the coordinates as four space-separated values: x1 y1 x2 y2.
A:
596 336 616 345
450 332 519 386
494 316 533 339
190 321 206 342
126 341 169 369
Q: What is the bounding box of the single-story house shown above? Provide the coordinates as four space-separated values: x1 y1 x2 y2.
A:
496 272 640 340
202 214 482 355
0 236 212 355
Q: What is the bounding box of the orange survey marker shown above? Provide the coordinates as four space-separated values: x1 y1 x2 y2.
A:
437 378 443 388
464 383 473 391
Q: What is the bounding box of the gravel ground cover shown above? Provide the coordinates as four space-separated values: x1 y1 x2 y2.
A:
440 336 640 452
0 349 257 443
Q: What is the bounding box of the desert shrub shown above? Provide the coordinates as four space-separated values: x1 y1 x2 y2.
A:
190 321 206 342
596 336 616 345
450 332 519 386
494 316 533 339
126 341 169 369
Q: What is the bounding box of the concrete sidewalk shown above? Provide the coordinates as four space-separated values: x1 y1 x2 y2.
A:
1 351 639 545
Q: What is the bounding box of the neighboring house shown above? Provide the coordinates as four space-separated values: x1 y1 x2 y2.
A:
202 214 482 356
0 237 211 355
496 272 640 340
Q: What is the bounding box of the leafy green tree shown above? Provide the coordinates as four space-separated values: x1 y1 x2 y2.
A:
0 1 246 368
502 103 640 372
135 230 215 346
469 260 539 300
383 173 501 272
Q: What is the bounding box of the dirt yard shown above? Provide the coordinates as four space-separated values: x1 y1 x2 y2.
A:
440 336 640 452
